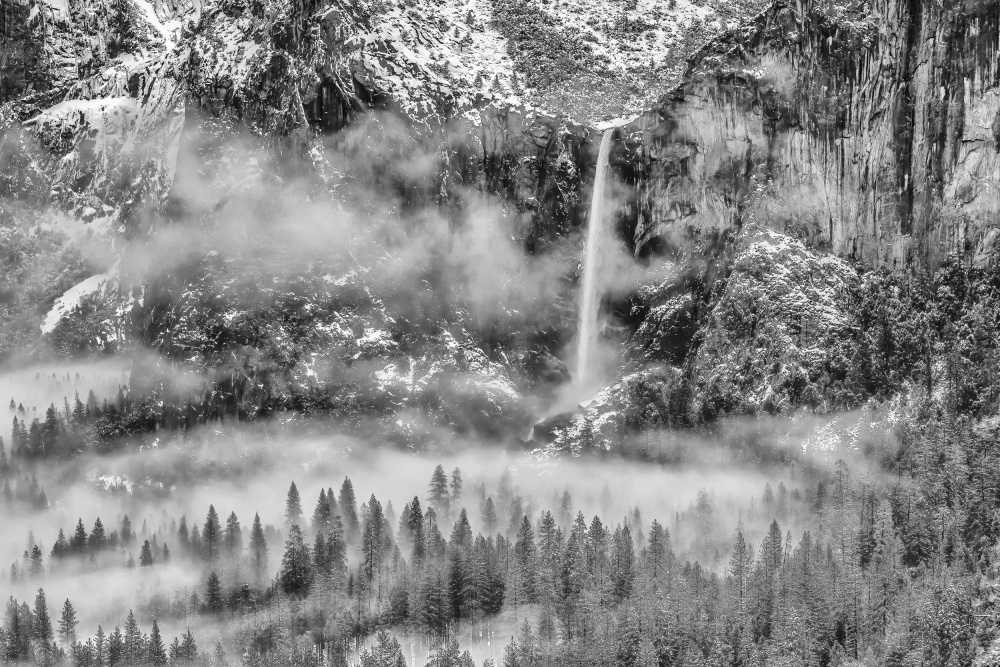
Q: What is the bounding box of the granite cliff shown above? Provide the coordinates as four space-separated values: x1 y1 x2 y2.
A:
1 0 998 447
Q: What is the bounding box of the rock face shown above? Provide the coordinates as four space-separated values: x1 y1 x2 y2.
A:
3 0 999 441
619 0 1000 269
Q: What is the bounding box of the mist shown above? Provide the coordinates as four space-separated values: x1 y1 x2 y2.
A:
2 355 878 653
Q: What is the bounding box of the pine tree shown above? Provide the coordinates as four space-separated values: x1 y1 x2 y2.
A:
579 416 596 454
280 525 312 597
513 515 537 605
94 625 106 667
483 497 498 535
328 516 348 592
361 495 386 596
647 519 671 582
339 477 359 541
312 489 331 537
71 518 88 554
451 467 463 505
72 393 85 423
536 511 561 609
313 532 328 576
89 518 107 551
58 599 77 645
205 572 224 613
189 523 201 557
224 511 242 558
121 515 133 547
285 482 303 529
358 628 405 667
123 611 141 665
327 486 339 520
427 638 464 667
249 513 268 578
202 505 222 563
177 517 190 554
729 521 752 609
147 620 167 665
213 642 227 667
29 545 43 578
429 465 451 521
169 638 182 663
34 588 53 643
408 496 426 564
694 489 713 557
181 628 197 661
140 540 154 567
420 569 449 635
108 626 124 667
611 525 635 603
42 403 60 453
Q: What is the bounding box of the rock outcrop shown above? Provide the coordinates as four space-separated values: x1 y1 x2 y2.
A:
3 0 999 442
619 0 1000 269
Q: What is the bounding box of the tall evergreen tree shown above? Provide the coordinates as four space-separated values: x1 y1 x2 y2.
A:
177 517 190 554
223 511 242 558
107 626 124 667
147 620 167 666
58 599 77 645
202 505 222 563
611 525 635 603
205 572 224 613
181 629 197 662
513 515 537 605
358 628 405 667
280 525 312 597
121 515 133 547
327 516 348 592
429 465 451 521
139 540 154 567
408 496 426 564
249 513 268 578
123 611 141 665
28 545 43 579
450 467 463 505
312 489 331 537
71 518 88 554
88 518 107 551
285 482 303 528
339 477 359 541
361 495 386 596
94 625 106 667
33 588 53 644
483 497 498 535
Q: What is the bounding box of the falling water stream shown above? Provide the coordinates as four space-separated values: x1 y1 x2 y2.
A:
574 128 614 388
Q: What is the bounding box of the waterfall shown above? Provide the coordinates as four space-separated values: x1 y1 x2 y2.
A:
575 128 614 388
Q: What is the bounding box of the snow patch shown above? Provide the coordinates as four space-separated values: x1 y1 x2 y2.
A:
41 260 120 334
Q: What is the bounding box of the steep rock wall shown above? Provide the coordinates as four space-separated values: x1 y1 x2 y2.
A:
621 0 1000 269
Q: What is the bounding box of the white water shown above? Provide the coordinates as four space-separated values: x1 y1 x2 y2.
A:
574 128 614 388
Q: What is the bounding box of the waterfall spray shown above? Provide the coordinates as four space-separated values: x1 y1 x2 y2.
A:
575 128 614 388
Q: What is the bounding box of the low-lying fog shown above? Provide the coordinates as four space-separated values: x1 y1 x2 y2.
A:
0 360 890 658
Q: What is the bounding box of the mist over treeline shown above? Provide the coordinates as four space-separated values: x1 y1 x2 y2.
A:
2 27 1000 667
3 0 1000 659
0 361 999 667
9 109 1000 449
